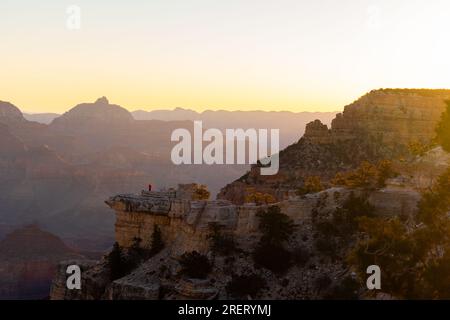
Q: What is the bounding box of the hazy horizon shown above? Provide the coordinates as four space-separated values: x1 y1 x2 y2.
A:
2 0 450 113
20 102 342 115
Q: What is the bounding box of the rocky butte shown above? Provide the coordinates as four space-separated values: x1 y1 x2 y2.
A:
50 88 450 300
318 89 450 145
219 88 450 204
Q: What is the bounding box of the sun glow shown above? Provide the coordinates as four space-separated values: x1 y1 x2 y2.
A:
1 0 449 113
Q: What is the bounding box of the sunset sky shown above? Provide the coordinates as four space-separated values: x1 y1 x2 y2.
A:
1 0 450 113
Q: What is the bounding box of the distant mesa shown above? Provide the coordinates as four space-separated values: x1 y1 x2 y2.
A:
50 96 134 129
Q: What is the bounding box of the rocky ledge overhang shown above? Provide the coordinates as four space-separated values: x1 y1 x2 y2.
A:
105 191 176 215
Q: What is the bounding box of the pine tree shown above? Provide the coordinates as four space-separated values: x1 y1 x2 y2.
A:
108 242 124 281
150 225 164 255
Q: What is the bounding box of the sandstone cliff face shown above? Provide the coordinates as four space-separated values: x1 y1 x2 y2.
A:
303 120 332 144
305 89 450 145
51 180 422 300
106 188 239 256
301 89 450 147
329 89 450 145
219 89 450 204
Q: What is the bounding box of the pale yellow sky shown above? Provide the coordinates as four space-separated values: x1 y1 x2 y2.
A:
1 0 450 113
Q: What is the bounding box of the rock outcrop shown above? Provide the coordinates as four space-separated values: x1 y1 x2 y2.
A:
303 119 332 144
330 89 450 144
51 179 422 300
105 186 239 256
219 89 450 204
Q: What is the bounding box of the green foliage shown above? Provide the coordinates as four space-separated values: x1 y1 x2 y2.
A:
192 184 211 200
150 225 164 255
312 191 376 268
376 160 397 187
348 217 417 297
349 166 450 298
333 192 376 235
297 176 324 195
124 237 147 271
107 242 130 281
422 251 450 296
179 251 212 279
408 141 434 157
127 236 146 265
244 188 276 205
417 168 450 229
252 206 296 274
226 273 266 298
332 160 397 189
314 192 375 256
436 100 450 152
208 223 237 256
108 238 150 281
130 237 143 256
332 162 376 188
256 206 296 246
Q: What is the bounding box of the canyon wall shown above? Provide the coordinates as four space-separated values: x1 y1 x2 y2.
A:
219 89 450 204
51 181 421 300
50 89 450 300
306 89 450 145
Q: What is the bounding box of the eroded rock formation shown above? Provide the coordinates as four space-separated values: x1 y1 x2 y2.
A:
51 180 423 299
49 89 450 300
219 89 450 204
330 89 450 144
